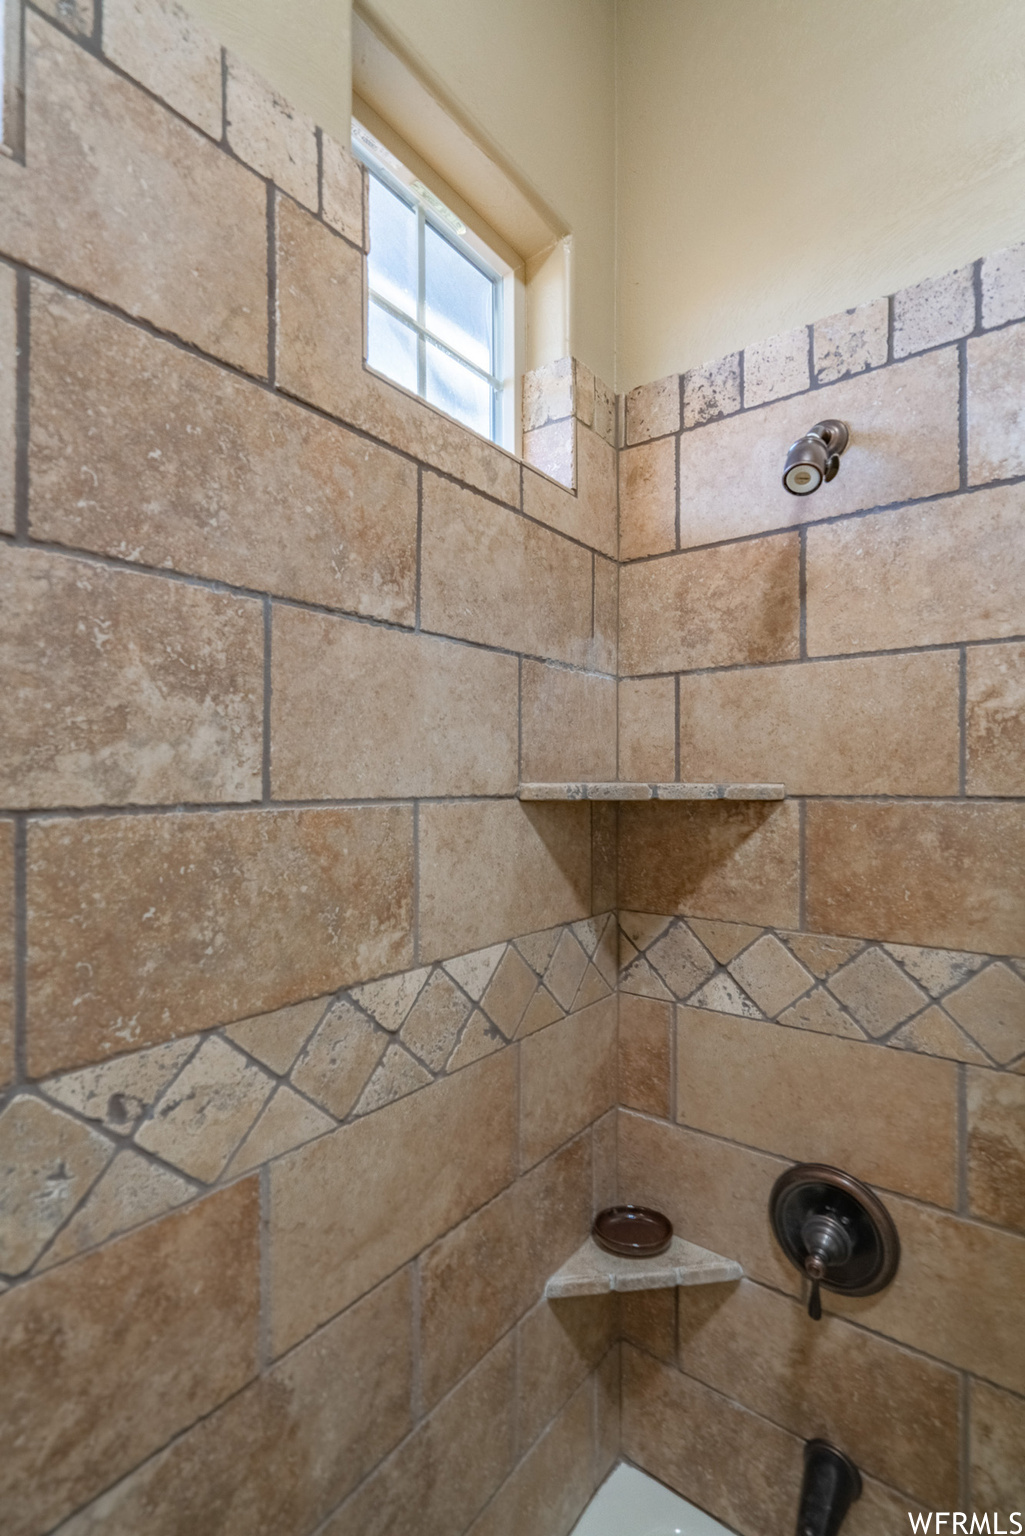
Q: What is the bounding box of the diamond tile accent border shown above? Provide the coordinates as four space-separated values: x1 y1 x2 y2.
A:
619 911 1025 1071
0 915 616 1281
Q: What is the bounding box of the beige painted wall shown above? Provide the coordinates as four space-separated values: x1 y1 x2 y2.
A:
616 0 1025 389
184 0 353 149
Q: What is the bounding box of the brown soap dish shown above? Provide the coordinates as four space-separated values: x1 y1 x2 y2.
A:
592 1205 672 1259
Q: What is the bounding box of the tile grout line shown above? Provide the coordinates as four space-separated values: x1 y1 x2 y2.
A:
261 598 272 802
265 182 277 388
219 46 228 145
959 1369 972 1508
13 267 29 542
410 1256 424 1424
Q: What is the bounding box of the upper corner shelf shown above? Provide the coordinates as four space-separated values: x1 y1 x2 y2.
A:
545 1235 743 1299
518 782 785 802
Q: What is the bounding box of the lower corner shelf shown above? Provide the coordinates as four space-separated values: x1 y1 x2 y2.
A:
545 1236 743 1299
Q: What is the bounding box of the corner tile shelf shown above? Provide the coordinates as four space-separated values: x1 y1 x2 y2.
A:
518 782 785 802
545 1236 743 1299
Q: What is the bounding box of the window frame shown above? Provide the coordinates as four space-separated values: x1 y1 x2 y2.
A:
353 134 508 447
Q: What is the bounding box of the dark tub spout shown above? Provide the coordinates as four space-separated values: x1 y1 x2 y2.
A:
796 1440 862 1536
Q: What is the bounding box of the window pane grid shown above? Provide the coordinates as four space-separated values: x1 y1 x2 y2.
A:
368 293 502 389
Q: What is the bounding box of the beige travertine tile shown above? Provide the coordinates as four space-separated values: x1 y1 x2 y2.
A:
573 420 619 557
40 1037 196 1137
593 375 616 445
595 1346 620 1479
520 998 616 1169
516 985 564 1039
620 1286 677 1361
806 801 1025 955
224 995 329 1075
0 17 266 374
0 1181 259 1536
517 1294 616 1450
619 676 676 782
275 197 521 505
619 437 676 560
466 1378 595 1536
619 993 672 1116
33 0 93 34
826 948 928 1037
31 283 417 619
944 963 1025 1065
575 954 614 1010
617 1110 799 1294
350 966 430 1031
135 1036 273 1181
686 918 764 964
645 921 716 999
517 925 566 975
419 1135 591 1407
968 323 1025 482
807 485 1025 654
813 298 889 384
421 474 593 665
677 349 959 549
418 800 590 961
889 1005 989 1065
833 1194 1025 1395
399 970 471 1071
268 1051 516 1353
881 942 986 997
625 374 680 444
676 1279 960 1505
58 1270 413 1536
777 985 864 1041
0 547 264 808
744 325 810 405
967 1070 1025 1233
103 0 221 138
966 641 1025 795
682 352 741 428
592 1105 618 1208
272 609 517 798
27 806 414 1076
288 998 386 1118
446 1010 503 1071
481 947 540 1038
0 1095 113 1274
728 933 813 1016
592 553 618 675
619 800 801 930
224 1086 334 1174
675 1006 958 1206
688 973 762 1018
520 662 616 783
37 1149 194 1270
970 1379 1025 1507
574 360 596 426
543 929 591 1010
321 136 364 246
619 532 800 675
522 357 573 431
780 931 864 977
522 419 574 488
893 264 975 355
846 1476 933 1536
323 1338 516 1536
353 1043 432 1115
0 824 14 1087
981 241 1025 328
0 264 14 535
443 945 504 1004
677 652 960 795
621 1347 802 1534
226 52 317 208
619 940 674 1001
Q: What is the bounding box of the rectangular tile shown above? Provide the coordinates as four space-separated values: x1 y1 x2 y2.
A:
0 262 14 535
516 1293 616 1451
418 800 591 961
676 1007 958 1206
0 821 13 1091
519 998 617 1169
968 323 1025 483
970 1378 1025 1508
967 1069 1025 1234
272 609 518 799
27 806 414 1076
103 0 223 138
275 196 520 505
675 1278 959 1505
419 1136 592 1407
592 554 618 676
421 473 593 665
619 993 672 1117
617 1110 800 1295
30 283 418 620
268 1051 517 1353
574 421 618 556
321 1334 516 1536
807 485 1025 655
619 533 800 675
806 800 1025 954
619 800 801 930
621 1346 802 1534
226 52 317 209
466 1378 595 1536
0 1181 259 1536
0 17 266 374
813 299 888 385
676 349 959 549
57 1270 413 1536
520 662 616 783
618 677 676 782
1 546 264 809
966 641 1025 796
677 653 960 795
626 374 680 444
619 438 676 560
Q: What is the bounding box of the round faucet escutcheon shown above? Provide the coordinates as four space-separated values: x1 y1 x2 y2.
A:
768 1163 900 1321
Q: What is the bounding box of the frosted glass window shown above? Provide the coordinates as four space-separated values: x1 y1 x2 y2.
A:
356 133 502 443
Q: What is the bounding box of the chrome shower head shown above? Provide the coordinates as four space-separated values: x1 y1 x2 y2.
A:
782 420 850 496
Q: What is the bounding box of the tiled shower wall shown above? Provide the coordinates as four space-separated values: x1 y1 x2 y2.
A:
0 2 621 1532
616 263 1025 1522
